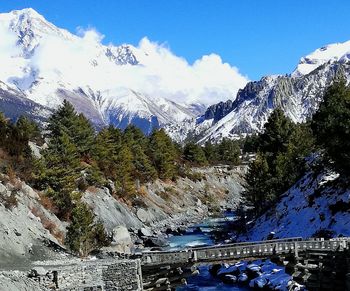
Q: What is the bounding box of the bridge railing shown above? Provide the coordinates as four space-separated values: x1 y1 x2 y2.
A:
141 237 350 266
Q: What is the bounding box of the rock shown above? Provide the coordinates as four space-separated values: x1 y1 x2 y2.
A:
209 264 222 276
31 267 47 276
221 274 237 284
137 208 151 223
238 273 248 283
110 226 132 253
138 227 153 237
107 179 115 193
144 236 169 248
21 184 39 199
0 183 7 194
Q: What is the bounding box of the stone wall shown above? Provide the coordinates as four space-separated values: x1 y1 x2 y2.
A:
32 259 143 291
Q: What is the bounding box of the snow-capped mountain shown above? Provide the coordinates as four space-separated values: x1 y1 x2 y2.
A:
190 40 350 143
0 8 248 133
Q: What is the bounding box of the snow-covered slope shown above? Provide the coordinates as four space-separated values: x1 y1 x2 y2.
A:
240 167 350 241
193 41 350 143
293 40 350 76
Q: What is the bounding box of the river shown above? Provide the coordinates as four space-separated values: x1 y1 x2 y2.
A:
162 211 291 291
164 211 250 290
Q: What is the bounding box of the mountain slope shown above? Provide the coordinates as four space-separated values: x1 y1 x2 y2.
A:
0 8 248 134
239 166 350 241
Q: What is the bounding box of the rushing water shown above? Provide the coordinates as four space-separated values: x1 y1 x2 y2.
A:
167 211 237 250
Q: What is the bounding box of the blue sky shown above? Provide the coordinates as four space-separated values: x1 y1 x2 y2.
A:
1 0 349 80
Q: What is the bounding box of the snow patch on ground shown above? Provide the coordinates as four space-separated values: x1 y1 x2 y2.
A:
240 169 350 241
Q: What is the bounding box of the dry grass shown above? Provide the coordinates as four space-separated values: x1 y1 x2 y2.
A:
38 193 59 214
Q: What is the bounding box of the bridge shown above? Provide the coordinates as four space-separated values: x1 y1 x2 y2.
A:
29 237 350 290
141 237 350 266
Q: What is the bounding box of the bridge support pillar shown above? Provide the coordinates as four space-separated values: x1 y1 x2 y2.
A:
294 242 299 258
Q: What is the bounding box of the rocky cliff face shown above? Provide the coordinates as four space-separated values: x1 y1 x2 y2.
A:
0 165 246 268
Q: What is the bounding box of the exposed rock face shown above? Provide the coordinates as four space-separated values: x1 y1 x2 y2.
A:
0 271 48 291
0 165 245 264
82 187 143 232
198 61 350 142
0 176 66 270
203 100 234 122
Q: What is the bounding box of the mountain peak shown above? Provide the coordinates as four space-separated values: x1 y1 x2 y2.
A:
11 8 44 19
293 39 350 77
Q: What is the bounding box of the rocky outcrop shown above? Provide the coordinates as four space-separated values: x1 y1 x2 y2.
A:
0 175 66 270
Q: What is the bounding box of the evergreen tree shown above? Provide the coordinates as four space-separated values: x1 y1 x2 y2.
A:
66 203 108 256
73 114 95 159
114 144 135 196
0 113 8 148
183 142 208 165
37 131 81 218
312 80 350 176
149 129 178 179
258 108 295 158
47 100 77 139
217 138 241 165
204 141 218 163
245 153 272 214
16 116 41 143
244 108 314 215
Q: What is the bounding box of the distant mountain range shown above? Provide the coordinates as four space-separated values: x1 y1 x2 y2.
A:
0 8 349 141
0 8 236 134
171 40 350 143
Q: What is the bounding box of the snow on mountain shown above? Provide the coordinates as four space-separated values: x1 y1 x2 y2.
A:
192 40 350 143
0 8 248 133
293 40 350 77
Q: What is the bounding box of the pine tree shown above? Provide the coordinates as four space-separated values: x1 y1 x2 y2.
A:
149 129 178 180
73 113 95 159
217 138 241 165
204 141 218 163
66 202 108 256
245 153 272 214
115 144 135 196
183 142 208 165
38 131 81 218
47 100 77 139
258 108 295 158
312 79 350 176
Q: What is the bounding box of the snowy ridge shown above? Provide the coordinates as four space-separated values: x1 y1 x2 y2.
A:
293 40 350 76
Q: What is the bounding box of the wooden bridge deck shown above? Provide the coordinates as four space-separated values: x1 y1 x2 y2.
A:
141 237 350 266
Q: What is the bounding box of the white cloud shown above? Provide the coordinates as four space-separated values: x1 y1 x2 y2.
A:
4 25 249 106
0 23 24 81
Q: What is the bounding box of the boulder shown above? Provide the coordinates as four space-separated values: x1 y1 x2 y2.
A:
137 208 152 223
221 274 237 284
21 184 39 199
138 227 153 237
110 226 132 253
144 236 169 248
